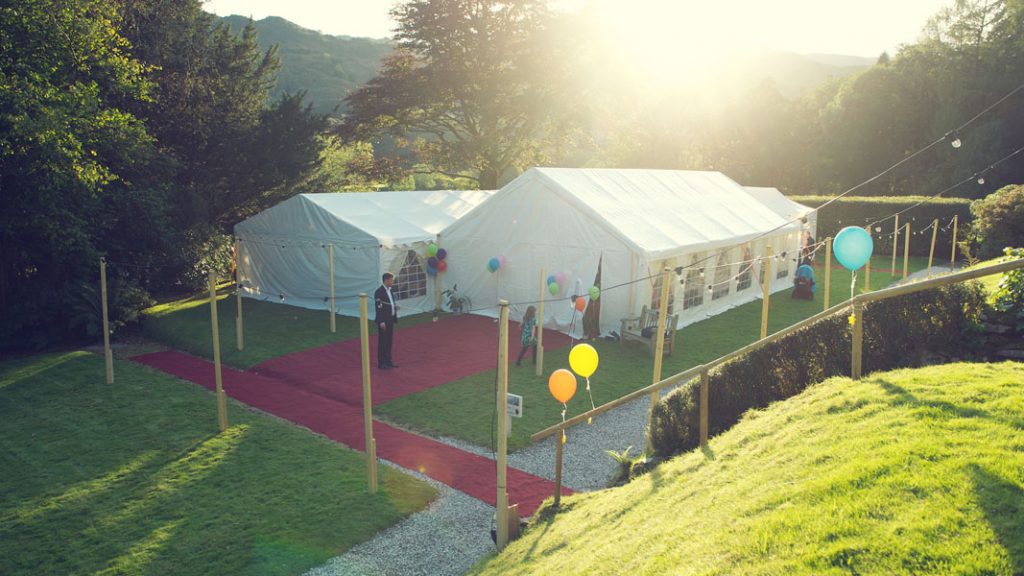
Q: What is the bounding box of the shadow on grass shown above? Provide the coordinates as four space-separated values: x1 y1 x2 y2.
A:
967 464 1024 575
874 379 993 421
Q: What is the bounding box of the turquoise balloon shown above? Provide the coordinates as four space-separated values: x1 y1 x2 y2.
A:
832 226 873 270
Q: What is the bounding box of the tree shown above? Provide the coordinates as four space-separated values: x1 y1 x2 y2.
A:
341 0 581 189
117 0 328 229
0 0 168 349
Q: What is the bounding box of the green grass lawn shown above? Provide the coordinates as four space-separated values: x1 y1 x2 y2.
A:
140 287 438 369
375 260 932 451
471 361 1024 575
0 352 436 576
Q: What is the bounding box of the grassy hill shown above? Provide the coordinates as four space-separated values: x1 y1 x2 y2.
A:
218 15 391 117
471 361 1024 575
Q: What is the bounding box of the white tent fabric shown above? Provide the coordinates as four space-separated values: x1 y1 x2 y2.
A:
438 168 812 336
744 186 817 229
235 190 494 316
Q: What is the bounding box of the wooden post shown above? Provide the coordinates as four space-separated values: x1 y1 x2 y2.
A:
650 267 672 414
891 215 899 277
699 368 709 447
865 254 871 291
536 267 545 376
851 299 864 380
928 219 938 278
235 240 243 351
824 239 832 311
434 235 443 317
760 246 773 339
209 270 228 432
100 258 113 384
496 300 510 550
950 215 958 271
553 430 564 509
903 223 911 280
328 244 336 333
359 294 378 493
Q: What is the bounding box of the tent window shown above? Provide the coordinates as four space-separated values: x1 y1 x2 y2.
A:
649 266 675 314
711 250 731 300
682 255 704 310
393 250 427 300
736 245 753 291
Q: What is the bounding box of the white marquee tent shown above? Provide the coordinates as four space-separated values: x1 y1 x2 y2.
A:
438 168 815 335
744 186 817 230
235 190 494 317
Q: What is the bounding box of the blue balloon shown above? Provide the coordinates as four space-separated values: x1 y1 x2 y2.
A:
832 226 874 270
547 274 556 285
488 257 500 273
426 265 438 277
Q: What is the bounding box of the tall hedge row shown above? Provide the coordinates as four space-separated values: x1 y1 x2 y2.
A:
792 195 973 260
649 281 987 458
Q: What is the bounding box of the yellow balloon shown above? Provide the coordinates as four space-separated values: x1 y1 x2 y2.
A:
568 343 599 378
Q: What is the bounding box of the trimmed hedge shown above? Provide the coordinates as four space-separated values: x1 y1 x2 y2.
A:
649 281 987 458
792 195 972 260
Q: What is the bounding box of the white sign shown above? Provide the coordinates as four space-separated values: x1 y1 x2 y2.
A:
507 393 523 418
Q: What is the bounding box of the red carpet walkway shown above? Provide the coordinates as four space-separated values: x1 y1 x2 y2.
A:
132 314 574 517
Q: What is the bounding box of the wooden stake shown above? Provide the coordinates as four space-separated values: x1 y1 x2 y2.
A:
928 219 938 278
903 223 911 280
235 239 243 351
328 244 336 333
536 267 545 376
824 239 832 311
100 258 113 384
865 255 871 291
553 431 564 509
950 215 958 271
496 300 510 550
209 270 228 432
650 267 672 415
359 294 378 493
699 367 709 447
891 215 899 277
760 246 773 339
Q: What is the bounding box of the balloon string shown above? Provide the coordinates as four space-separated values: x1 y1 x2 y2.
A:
589 375 598 414
561 403 568 443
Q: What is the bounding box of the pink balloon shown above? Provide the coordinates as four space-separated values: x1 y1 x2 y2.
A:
555 272 566 285
498 255 507 267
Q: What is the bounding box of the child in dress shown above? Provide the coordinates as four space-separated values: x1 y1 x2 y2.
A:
516 305 538 366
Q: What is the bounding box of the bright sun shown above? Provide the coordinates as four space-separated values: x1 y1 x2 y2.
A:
587 0 756 84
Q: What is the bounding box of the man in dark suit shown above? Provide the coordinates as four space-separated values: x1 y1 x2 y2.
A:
374 273 399 369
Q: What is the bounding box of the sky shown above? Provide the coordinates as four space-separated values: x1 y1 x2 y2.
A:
202 0 953 58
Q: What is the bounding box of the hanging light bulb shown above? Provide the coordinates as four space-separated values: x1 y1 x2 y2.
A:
945 130 962 149
976 172 986 185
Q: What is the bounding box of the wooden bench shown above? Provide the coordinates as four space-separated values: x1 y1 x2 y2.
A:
620 304 679 357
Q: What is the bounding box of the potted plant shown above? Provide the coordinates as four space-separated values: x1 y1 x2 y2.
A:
442 284 471 314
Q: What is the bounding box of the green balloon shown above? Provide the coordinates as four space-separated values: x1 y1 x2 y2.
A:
548 282 560 295
588 286 600 300
426 243 439 257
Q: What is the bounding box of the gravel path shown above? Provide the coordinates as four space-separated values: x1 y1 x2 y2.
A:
304 387 671 576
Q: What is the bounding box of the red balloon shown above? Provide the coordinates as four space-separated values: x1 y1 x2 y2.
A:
574 297 586 312
437 260 448 272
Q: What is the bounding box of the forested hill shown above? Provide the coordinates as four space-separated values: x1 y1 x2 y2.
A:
218 15 392 117
217 14 869 114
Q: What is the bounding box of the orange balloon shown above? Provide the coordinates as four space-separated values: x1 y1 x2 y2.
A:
574 297 586 312
548 369 577 404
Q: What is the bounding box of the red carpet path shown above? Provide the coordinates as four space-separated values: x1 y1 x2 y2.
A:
132 314 574 517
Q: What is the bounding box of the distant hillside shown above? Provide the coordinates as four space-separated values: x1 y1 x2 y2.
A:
217 15 392 117
723 50 871 98
214 15 869 116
